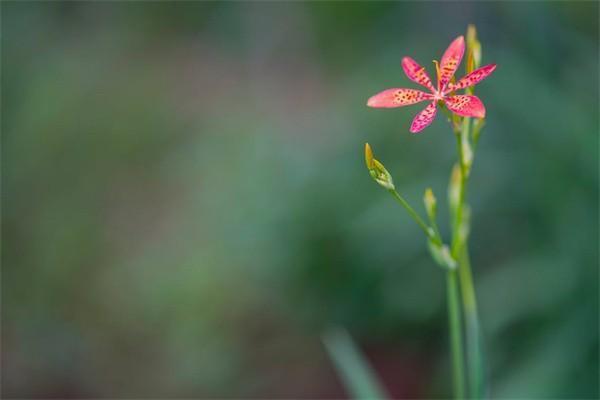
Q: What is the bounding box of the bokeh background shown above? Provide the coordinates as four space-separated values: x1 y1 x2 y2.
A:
3 1 598 398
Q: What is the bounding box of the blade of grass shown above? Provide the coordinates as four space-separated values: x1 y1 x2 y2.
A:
322 327 388 399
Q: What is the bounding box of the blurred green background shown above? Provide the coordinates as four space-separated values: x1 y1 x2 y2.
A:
3 1 598 398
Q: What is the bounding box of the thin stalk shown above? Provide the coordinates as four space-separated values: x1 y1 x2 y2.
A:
447 269 466 399
388 189 438 245
452 116 485 398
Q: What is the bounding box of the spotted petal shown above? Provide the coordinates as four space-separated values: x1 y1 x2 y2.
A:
445 64 497 93
402 57 435 92
438 36 465 91
410 101 437 133
445 95 485 118
367 88 433 108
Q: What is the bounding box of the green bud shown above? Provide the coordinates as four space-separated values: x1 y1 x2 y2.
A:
467 24 482 70
472 42 482 70
364 142 375 170
467 24 477 48
428 240 457 270
466 50 475 75
466 25 481 96
371 160 395 190
423 188 437 221
364 143 395 190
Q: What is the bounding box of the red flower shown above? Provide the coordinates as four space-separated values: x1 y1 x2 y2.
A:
367 36 496 133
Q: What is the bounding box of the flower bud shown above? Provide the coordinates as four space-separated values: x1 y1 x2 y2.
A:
428 240 457 270
467 25 477 47
467 25 482 71
364 143 395 190
473 42 482 69
466 50 475 75
364 142 375 169
423 188 437 222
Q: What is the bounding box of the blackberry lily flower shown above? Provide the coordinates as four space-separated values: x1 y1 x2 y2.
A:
367 36 496 133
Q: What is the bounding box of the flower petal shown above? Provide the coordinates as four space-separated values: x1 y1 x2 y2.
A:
410 101 437 133
445 64 497 93
445 95 486 118
367 88 433 108
439 36 465 91
402 57 435 92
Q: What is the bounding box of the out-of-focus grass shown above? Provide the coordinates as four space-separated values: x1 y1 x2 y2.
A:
2 1 598 398
323 328 388 399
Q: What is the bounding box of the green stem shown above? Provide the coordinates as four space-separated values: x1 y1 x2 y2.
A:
447 269 466 399
452 117 485 399
388 189 438 244
460 243 484 399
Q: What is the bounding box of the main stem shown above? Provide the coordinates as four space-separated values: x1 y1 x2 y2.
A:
460 242 484 398
447 269 465 399
453 117 484 399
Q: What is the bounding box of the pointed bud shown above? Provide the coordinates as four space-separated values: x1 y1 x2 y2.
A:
466 25 481 82
472 41 482 70
364 143 375 169
423 188 437 222
466 50 475 74
467 25 482 70
467 24 477 49
364 143 395 190
428 240 457 270
371 160 395 190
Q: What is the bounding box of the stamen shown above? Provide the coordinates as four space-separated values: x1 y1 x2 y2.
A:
432 60 441 90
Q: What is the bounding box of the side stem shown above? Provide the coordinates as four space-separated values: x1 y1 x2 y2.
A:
388 189 438 244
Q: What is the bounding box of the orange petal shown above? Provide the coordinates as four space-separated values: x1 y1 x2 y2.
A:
438 36 465 91
402 57 435 92
445 95 485 118
410 101 437 133
367 88 433 108
446 64 496 93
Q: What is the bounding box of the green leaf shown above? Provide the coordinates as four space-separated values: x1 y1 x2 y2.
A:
322 328 388 399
